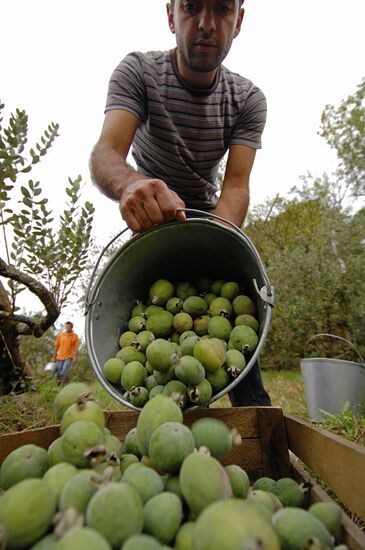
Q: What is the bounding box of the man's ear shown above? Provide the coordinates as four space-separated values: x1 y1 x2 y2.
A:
166 3 175 34
234 8 245 38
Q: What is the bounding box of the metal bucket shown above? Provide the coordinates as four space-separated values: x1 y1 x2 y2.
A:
85 210 274 411
300 334 365 420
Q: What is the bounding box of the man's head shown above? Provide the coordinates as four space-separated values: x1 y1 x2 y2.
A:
167 1 244 85
65 321 73 332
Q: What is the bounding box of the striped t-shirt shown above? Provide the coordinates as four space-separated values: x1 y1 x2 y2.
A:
105 49 267 210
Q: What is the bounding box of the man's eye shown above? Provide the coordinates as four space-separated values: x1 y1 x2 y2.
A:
217 4 231 14
184 2 199 12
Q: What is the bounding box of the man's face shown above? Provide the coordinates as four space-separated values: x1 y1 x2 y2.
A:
167 1 244 74
65 323 73 333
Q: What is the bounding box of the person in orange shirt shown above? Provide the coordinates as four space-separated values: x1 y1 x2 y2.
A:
52 321 79 381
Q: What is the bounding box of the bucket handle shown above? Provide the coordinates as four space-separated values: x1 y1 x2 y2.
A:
304 333 365 365
177 208 274 305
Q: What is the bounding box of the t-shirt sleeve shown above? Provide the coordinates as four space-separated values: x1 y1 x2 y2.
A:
230 84 267 149
105 52 147 121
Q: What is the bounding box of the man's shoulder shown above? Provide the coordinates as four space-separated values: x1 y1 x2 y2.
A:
123 50 171 66
220 65 266 102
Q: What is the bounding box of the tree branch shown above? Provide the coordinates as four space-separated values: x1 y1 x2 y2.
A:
0 257 60 336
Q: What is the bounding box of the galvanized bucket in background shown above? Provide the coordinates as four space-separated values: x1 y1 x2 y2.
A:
300 333 365 420
85 210 274 411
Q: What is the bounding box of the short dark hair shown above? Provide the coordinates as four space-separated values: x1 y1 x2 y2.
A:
170 0 244 8
65 321 73 327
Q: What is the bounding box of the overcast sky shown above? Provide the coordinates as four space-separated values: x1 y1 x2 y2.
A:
2 0 365 334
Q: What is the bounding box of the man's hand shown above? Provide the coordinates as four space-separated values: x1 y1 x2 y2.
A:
120 178 186 232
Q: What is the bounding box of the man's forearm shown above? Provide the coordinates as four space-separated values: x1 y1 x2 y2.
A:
90 143 146 201
214 184 249 228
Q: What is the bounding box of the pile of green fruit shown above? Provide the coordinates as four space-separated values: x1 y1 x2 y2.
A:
102 278 261 409
0 382 345 549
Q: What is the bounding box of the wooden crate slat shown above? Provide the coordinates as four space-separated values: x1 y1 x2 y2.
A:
257 407 291 479
285 414 365 521
0 425 60 462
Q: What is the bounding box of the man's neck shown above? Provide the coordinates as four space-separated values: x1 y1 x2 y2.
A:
175 50 218 90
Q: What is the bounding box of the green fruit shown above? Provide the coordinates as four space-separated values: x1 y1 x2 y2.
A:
224 348 246 378
210 279 225 295
235 313 259 332
146 338 175 372
0 479 57 548
194 337 226 372
143 492 183 544
183 296 208 318
136 394 183 456
225 464 250 498
207 316 232 340
86 482 143 547
272 477 305 507
247 489 278 514
119 330 138 348
193 315 210 336
179 334 200 356
166 297 183 314
169 330 181 344
203 292 217 306
145 374 158 392
103 357 125 383
30 533 58 549
59 469 98 513
103 434 124 457
174 355 205 386
206 367 230 393
56 527 111 550
47 436 65 466
122 463 164 504
229 325 259 354
145 305 165 318
190 417 233 458
272 507 333 550
149 279 174 306
117 345 146 365
128 315 147 333
120 453 140 474
232 294 256 316
43 462 78 499
128 386 149 407
179 449 232 517
176 281 197 300
188 379 212 405
61 420 104 468
179 330 197 343
209 297 232 318
131 301 147 318
121 361 147 390
192 499 280 549
124 427 143 458
149 385 165 399
308 501 342 536
220 281 240 301
53 382 91 421
252 476 277 492
60 397 105 434
93 460 122 481
122 534 163 550
173 311 194 333
0 444 49 490
148 422 195 473
153 367 175 385
134 330 155 351
165 475 184 500
163 380 188 409
174 521 195 550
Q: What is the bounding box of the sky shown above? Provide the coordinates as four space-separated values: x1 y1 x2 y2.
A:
2 0 365 336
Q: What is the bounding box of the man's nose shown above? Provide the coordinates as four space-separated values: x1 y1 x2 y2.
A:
198 7 216 33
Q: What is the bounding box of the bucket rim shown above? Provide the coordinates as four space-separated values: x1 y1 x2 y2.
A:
301 357 365 369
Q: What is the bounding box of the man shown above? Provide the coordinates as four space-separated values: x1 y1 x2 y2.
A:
52 322 79 381
90 0 271 405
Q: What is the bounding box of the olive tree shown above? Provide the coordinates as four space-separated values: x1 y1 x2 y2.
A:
0 102 95 393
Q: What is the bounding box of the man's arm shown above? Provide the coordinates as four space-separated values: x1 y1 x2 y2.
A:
213 144 257 228
52 335 59 362
71 334 80 365
90 110 186 232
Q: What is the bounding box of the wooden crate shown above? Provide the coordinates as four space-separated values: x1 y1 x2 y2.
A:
1 407 364 549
